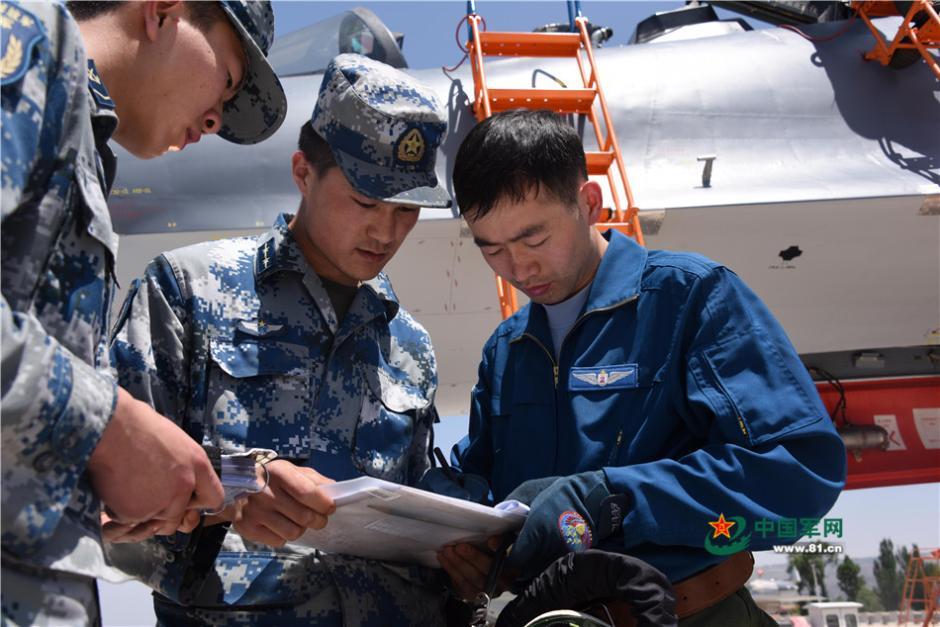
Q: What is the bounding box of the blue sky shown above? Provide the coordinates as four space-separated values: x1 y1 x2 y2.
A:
272 0 685 67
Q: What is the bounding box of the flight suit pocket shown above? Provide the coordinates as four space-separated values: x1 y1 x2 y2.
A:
566 364 658 468
207 336 313 459
698 328 820 446
488 386 556 500
353 364 423 484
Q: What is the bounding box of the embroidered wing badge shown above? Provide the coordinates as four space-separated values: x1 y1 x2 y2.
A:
572 368 633 387
602 370 633 386
572 371 599 386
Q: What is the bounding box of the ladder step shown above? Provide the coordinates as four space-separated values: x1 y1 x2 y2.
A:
485 88 596 114
477 32 582 57
585 151 615 175
595 222 638 238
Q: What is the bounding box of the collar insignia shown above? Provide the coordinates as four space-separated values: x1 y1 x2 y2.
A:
256 239 276 276
86 60 115 110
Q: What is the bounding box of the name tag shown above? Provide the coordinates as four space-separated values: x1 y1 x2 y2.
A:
568 364 638 391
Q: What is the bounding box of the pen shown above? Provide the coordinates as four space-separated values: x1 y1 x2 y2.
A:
433 447 459 484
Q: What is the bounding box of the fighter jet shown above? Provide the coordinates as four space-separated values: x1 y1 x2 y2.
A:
107 2 940 493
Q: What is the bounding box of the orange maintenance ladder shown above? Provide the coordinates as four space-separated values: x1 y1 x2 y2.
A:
854 0 940 80
899 547 940 626
464 0 644 319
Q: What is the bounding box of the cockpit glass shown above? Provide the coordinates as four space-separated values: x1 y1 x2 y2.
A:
340 16 375 56
268 10 404 77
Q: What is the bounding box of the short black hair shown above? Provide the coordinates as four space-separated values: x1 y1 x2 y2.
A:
453 109 587 221
67 1 225 32
298 122 338 176
66 1 121 21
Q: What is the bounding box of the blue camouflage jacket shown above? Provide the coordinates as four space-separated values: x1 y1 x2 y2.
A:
1 1 121 579
453 229 846 582
108 214 446 625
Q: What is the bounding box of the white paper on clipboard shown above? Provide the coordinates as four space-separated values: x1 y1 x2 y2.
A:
294 477 528 567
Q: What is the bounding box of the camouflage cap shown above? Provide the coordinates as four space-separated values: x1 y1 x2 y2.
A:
311 54 452 209
218 1 287 144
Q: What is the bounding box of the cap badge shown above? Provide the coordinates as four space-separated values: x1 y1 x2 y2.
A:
397 128 425 164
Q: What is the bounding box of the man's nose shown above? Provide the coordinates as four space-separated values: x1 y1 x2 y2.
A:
368 210 396 245
509 249 538 285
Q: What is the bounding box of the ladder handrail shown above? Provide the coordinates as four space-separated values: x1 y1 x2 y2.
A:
575 16 643 243
566 0 583 32
466 0 476 43
468 15 492 120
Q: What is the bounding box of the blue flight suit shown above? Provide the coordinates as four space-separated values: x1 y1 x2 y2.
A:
108 214 446 626
1 2 123 624
453 229 846 583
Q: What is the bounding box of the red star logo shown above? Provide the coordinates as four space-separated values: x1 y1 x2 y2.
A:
708 513 736 539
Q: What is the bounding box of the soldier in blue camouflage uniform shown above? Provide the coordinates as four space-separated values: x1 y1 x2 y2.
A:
108 54 453 626
1 2 286 624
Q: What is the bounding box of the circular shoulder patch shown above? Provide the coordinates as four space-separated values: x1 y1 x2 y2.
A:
557 510 592 552
1 3 44 86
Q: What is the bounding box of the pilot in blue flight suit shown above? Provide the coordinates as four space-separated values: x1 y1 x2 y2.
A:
438 110 846 625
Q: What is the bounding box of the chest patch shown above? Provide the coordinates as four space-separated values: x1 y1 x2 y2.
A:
568 364 638 391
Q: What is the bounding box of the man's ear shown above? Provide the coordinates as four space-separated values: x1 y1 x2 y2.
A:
578 180 605 226
142 1 185 43
291 151 312 196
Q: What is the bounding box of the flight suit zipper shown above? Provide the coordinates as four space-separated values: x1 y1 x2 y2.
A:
561 295 639 467
509 294 640 469
697 349 752 443
607 429 624 464
510 332 560 473
510 294 641 387
511 333 558 386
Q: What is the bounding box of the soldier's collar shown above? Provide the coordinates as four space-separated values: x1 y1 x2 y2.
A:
361 273 400 322
256 214 400 322
582 229 646 311
255 214 307 280
87 60 118 148
510 230 646 345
